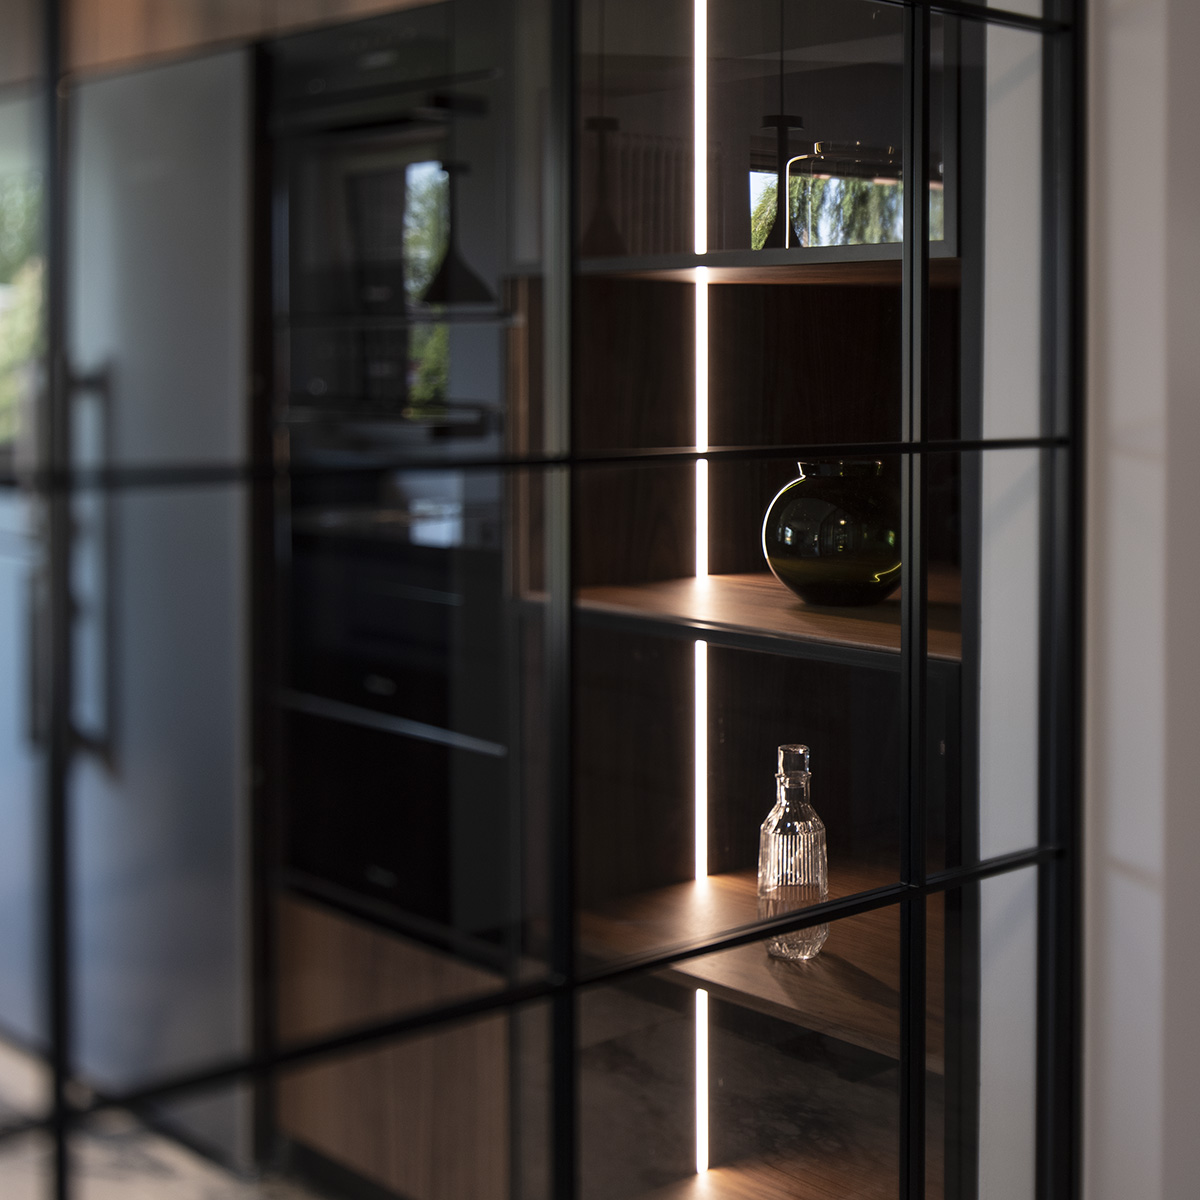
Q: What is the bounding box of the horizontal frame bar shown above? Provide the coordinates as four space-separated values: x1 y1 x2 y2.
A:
0 436 1071 493
279 689 508 757
0 845 1059 1149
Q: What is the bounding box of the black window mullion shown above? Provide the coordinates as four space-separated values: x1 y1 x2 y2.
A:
1037 0 1085 1194
549 0 578 1196
43 0 74 1195
901 4 932 1198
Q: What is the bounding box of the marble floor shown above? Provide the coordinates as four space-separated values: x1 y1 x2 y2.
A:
0 1041 325 1200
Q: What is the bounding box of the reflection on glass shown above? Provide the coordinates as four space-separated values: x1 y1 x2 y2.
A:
928 870 1038 1199
0 107 41 458
577 0 695 258
749 141 946 249
712 0 906 253
581 904 901 1199
421 160 495 307
279 1011 515 1200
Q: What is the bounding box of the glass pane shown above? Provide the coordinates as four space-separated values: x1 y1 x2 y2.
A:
275 894 510 1044
0 0 39 90
269 0 558 1055
67 51 251 470
273 1 554 459
67 0 440 74
926 448 1044 872
66 473 549 1160
575 0 907 455
580 903 901 1199
67 484 249 1161
67 936 543 1195
276 1003 548 1200
938 17 1048 441
925 449 967 875
0 1132 51 1200
0 1034 48 1125
0 498 42 1049
576 456 905 966
0 74 42 474
928 867 1038 1200
708 276 903 447
574 226 904 454
711 0 905 253
988 0 1043 17
280 463 554 987
0 0 47 1119
577 0 693 259
72 1087 300 1196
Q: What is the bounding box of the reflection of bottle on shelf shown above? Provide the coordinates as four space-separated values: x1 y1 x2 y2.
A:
758 744 829 961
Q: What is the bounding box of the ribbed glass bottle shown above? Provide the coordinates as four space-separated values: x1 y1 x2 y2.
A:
757 744 829 961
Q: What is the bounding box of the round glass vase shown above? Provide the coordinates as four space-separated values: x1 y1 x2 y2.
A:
761 460 902 607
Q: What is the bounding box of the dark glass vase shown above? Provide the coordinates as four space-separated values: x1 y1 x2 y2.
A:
761 461 902 606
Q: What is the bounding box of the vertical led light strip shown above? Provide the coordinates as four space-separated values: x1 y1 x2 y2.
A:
693 0 710 1179
693 0 709 583
695 987 710 1174
693 0 707 255
694 272 709 581
693 640 708 880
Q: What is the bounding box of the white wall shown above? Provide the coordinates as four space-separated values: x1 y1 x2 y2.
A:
1086 1 1200 1196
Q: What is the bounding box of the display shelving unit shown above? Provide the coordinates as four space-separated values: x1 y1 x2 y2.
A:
256 3 1083 1200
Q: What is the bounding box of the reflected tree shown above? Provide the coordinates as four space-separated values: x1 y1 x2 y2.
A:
751 174 943 250
0 174 42 444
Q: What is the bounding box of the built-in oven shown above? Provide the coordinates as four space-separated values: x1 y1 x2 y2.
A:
265 11 514 956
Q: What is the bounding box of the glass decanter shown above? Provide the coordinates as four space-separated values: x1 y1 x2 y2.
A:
758 744 829 961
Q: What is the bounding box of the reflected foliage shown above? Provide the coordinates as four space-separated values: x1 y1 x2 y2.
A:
403 164 450 414
750 175 944 249
403 163 449 302
0 174 39 284
0 174 42 444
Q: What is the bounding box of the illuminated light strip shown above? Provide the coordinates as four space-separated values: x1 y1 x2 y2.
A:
694 639 708 882
693 0 707 254
695 269 709 450
696 988 710 1174
694 0 710 1180
695 269 709 577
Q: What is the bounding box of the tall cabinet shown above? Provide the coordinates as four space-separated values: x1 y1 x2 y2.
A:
259 2 1081 1199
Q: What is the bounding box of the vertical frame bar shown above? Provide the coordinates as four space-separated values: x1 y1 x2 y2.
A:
948 15 984 1196
1037 0 1084 1196
548 0 577 1197
901 5 931 1198
41 0 72 1194
248 40 281 1170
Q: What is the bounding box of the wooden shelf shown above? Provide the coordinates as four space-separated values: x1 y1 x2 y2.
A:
580 865 944 1074
579 249 961 288
575 569 962 663
643 1155 905 1200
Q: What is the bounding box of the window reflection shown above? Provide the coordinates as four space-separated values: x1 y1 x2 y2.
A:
0 98 41 460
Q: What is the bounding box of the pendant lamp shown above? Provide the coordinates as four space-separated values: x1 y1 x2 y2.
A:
421 160 494 305
759 0 803 249
581 0 627 257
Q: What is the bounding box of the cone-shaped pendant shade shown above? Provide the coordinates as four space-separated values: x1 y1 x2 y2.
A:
422 236 494 304
581 197 626 257
582 114 625 257
421 165 494 305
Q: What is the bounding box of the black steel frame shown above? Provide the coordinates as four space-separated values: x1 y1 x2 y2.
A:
6 0 1085 1197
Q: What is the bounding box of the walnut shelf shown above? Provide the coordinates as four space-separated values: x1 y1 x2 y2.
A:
643 1154 915 1200
580 865 945 1075
579 251 961 288
575 569 962 663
